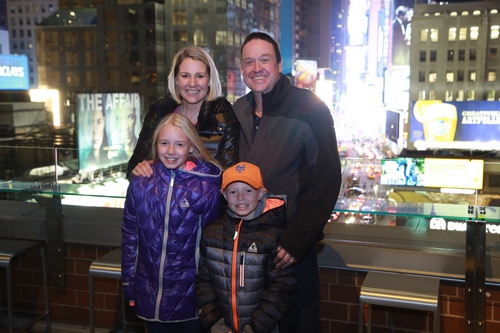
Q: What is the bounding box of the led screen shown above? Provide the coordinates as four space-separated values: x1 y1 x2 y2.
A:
381 157 484 189
294 59 317 90
409 100 500 151
0 54 29 90
77 93 142 172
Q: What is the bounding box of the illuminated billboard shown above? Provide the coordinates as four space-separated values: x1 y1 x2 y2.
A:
77 93 142 172
0 54 29 90
381 157 483 190
410 100 500 151
294 59 317 90
390 0 413 67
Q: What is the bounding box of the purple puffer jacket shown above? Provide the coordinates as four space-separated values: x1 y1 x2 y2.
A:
121 159 222 322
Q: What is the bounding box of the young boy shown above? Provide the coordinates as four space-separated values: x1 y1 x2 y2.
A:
196 162 296 333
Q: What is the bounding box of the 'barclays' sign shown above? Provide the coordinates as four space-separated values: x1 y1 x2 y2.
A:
0 54 29 90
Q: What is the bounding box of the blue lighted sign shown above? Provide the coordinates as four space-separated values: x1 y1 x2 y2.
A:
0 54 30 90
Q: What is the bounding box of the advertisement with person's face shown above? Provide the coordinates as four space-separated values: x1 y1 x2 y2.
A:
77 93 141 172
391 0 413 67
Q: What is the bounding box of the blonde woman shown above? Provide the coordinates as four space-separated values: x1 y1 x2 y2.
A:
127 45 239 179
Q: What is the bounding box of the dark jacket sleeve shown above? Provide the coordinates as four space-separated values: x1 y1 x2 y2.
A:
251 247 296 333
126 97 177 179
279 95 342 262
214 99 240 168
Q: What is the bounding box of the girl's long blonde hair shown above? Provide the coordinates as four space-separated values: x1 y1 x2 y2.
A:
151 113 219 166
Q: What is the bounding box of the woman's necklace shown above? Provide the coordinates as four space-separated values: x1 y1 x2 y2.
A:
181 105 198 125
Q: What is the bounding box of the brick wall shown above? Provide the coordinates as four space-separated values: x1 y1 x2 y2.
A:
3 244 500 332
319 268 500 333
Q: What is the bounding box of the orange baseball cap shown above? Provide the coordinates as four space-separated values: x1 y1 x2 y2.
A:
221 162 265 190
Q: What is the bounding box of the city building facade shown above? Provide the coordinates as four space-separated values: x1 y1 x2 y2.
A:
6 0 58 86
410 1 500 103
34 0 281 127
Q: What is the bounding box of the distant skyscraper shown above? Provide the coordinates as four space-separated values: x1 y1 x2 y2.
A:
280 0 335 77
6 0 58 86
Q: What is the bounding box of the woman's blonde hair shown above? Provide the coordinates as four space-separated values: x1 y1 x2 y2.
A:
167 45 222 104
151 113 218 165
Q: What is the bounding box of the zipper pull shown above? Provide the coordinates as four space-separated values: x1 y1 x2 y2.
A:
239 251 245 287
233 230 238 240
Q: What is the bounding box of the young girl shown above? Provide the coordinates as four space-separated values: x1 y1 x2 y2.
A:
121 113 222 333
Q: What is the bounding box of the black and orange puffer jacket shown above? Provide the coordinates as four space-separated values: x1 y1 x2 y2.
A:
196 195 296 333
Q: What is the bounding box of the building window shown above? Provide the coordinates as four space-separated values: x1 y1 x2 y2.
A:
448 27 457 41
457 70 464 81
429 90 436 100
173 31 188 42
420 29 428 42
85 51 97 66
469 70 476 82
470 27 479 40
430 29 439 42
107 71 120 87
419 71 425 82
216 31 227 45
66 71 80 86
459 27 467 40
419 50 426 62
445 90 454 101
130 71 141 86
146 71 158 85
469 49 476 61
129 50 140 66
457 90 464 101
429 71 437 82
126 30 139 46
146 50 156 66
418 90 426 100
194 29 206 45
488 70 496 81
490 48 497 60
487 90 495 101
467 90 475 101
447 50 454 61
11 29 16 37
173 9 187 25
430 50 437 61
86 71 99 87
446 71 454 82
491 25 500 39
127 8 138 25
458 49 465 61
146 29 155 45
194 8 208 24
